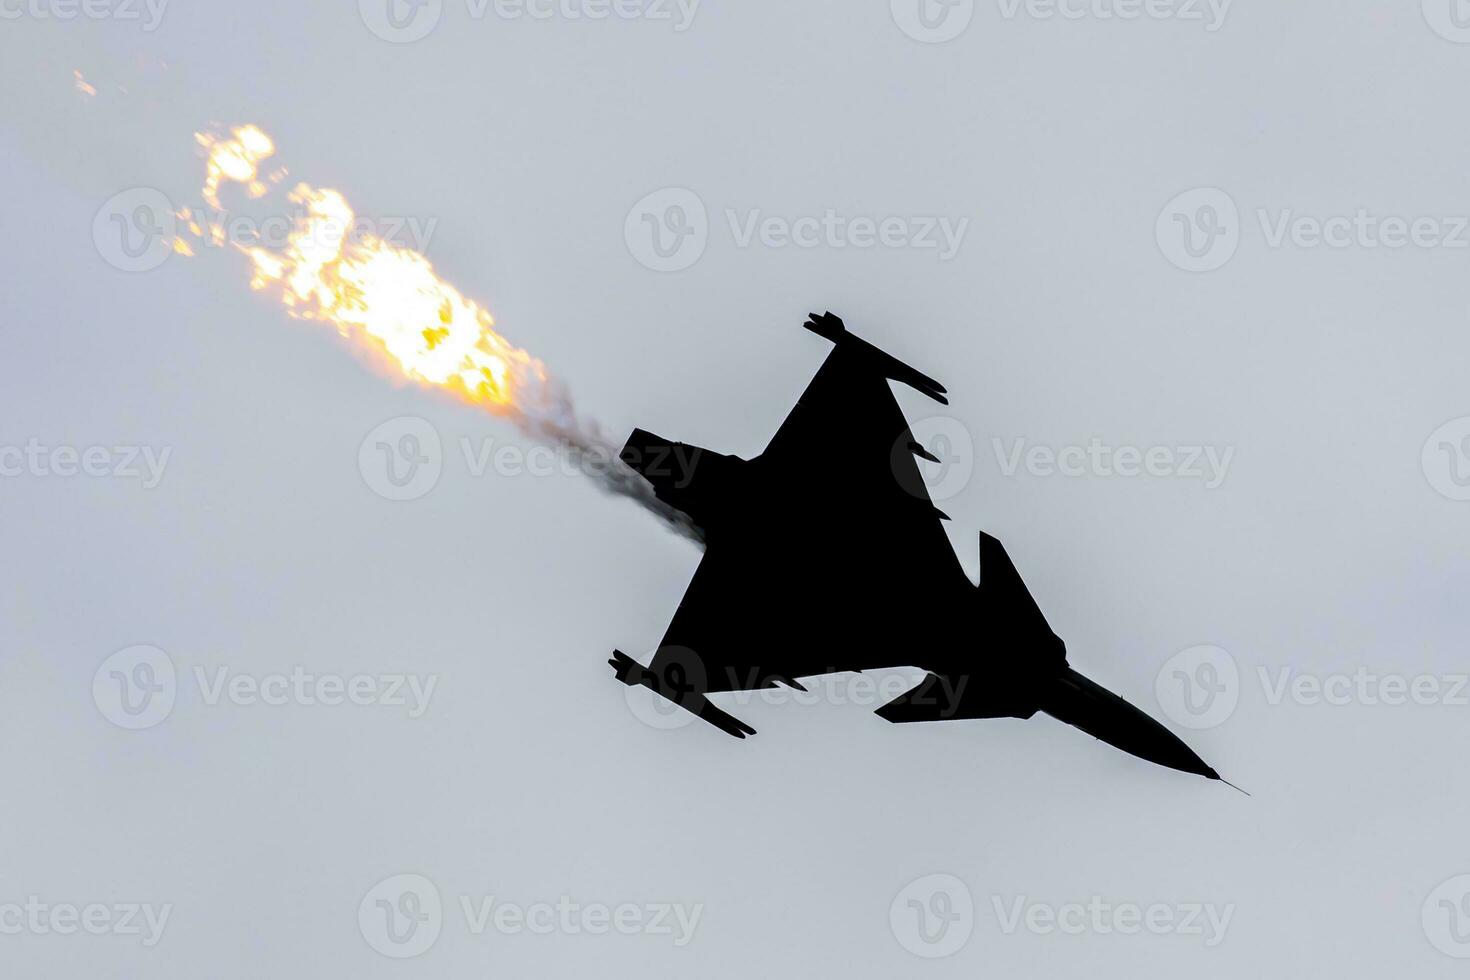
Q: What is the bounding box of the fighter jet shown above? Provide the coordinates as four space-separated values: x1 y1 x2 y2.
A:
610 312 1232 785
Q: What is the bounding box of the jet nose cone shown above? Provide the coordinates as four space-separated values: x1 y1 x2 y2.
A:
1042 667 1223 781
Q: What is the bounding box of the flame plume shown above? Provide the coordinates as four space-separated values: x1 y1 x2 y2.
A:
186 124 699 541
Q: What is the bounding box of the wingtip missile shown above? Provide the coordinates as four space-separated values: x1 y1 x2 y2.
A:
801 312 948 403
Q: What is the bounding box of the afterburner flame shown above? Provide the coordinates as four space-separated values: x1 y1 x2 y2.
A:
195 125 543 411
182 122 701 541
197 125 275 208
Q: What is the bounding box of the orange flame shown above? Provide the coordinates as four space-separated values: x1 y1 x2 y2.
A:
180 123 701 540
197 125 275 208
191 124 545 412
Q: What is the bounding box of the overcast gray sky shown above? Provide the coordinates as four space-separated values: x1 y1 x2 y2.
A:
4 1 1470 976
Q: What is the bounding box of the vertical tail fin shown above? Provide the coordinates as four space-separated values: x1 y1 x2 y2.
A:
977 533 1067 668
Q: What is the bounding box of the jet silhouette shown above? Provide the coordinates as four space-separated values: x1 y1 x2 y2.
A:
610 312 1232 786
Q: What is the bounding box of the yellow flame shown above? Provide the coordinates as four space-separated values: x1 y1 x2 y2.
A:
197 125 275 209
192 124 543 410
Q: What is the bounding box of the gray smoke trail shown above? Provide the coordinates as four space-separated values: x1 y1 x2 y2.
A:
512 376 705 545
